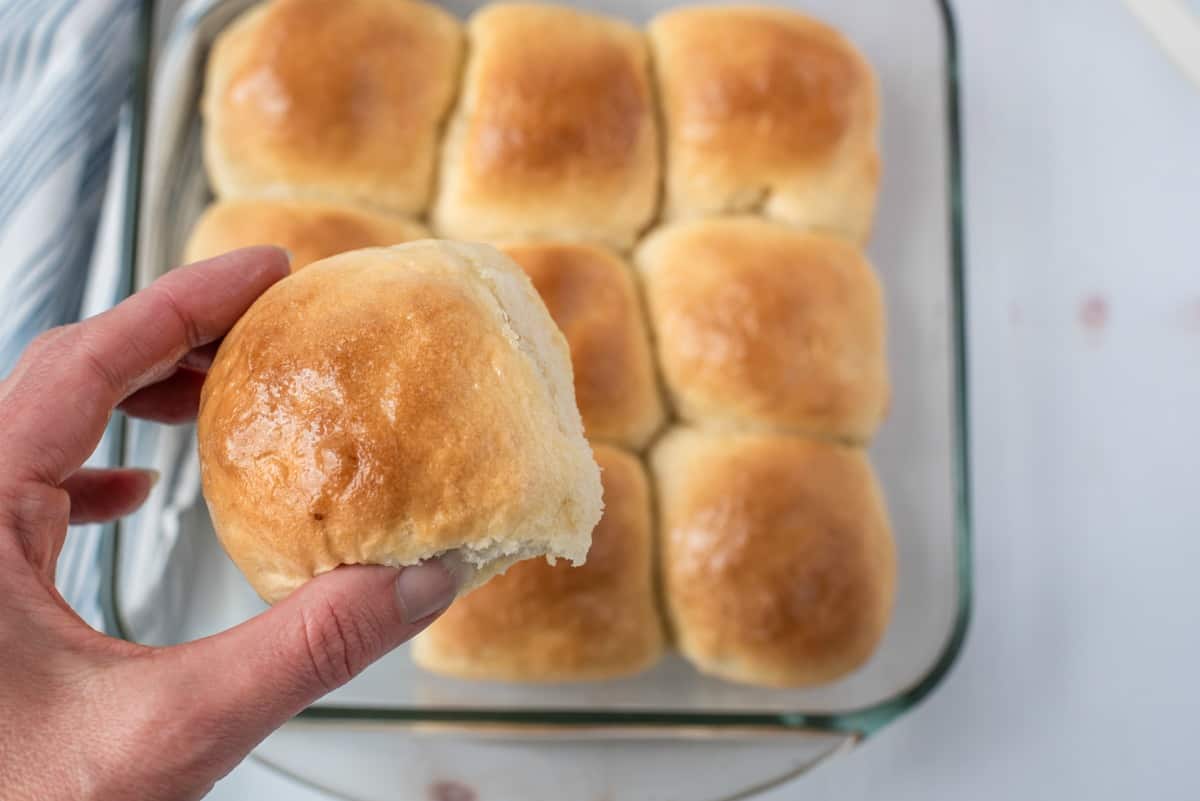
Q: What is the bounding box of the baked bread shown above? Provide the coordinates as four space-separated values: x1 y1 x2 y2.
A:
413 444 663 681
203 0 462 215
636 217 888 444
502 242 663 449
649 6 879 241
650 428 895 687
432 3 659 249
183 199 429 270
197 240 603 603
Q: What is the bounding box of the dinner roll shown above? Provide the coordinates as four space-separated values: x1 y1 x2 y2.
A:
433 3 659 249
636 218 888 443
197 241 603 604
414 444 664 681
183 199 429 270
203 0 462 215
502 242 663 449
650 6 880 242
650 428 895 687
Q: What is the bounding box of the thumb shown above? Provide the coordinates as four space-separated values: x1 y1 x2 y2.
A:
152 560 458 769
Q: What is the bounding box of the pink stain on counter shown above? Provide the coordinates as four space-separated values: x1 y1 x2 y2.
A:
1187 297 1200 333
1009 301 1023 326
429 780 477 801
1079 294 1109 333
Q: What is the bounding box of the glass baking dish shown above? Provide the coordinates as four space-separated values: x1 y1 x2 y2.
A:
101 0 970 796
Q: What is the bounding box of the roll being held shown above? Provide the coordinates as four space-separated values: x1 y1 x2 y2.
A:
197 241 604 604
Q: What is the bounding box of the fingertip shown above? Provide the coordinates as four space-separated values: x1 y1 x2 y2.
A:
140 468 162 489
63 467 159 524
183 245 292 286
434 552 477 597
249 244 291 279
256 245 292 278
117 468 160 508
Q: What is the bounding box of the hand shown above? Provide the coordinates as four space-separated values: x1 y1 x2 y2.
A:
0 248 458 801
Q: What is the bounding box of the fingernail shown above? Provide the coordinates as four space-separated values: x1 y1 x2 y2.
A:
143 469 162 489
437 551 478 592
394 560 457 624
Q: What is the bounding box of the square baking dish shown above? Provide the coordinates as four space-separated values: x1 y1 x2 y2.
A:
100 0 969 792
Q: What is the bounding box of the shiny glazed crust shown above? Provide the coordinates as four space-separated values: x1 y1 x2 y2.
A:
636 217 888 443
432 3 660 249
650 428 895 687
650 5 880 242
203 0 463 215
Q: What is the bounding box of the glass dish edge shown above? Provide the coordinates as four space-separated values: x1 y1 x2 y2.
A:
100 0 973 741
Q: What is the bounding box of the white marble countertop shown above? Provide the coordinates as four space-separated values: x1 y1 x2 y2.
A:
204 1 1200 798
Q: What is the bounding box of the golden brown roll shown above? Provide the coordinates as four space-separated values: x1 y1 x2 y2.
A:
501 242 663 450
414 444 663 681
183 199 429 270
649 6 880 242
203 0 462 215
197 241 603 604
432 3 660 249
636 217 888 444
650 428 895 688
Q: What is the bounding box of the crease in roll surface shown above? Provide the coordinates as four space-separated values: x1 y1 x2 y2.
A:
650 5 880 242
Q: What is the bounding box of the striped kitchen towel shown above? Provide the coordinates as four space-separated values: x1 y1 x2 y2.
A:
0 0 143 629
0 0 139 376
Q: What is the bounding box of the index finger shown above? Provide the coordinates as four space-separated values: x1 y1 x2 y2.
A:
0 246 289 485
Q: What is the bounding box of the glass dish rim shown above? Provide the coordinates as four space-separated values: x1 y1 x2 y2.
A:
100 0 972 740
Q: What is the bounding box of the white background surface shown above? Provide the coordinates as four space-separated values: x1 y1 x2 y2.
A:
204 0 1200 798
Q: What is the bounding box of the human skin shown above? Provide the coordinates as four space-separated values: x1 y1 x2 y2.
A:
0 247 457 800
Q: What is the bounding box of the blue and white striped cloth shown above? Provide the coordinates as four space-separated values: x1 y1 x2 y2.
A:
0 0 140 373
0 0 141 628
